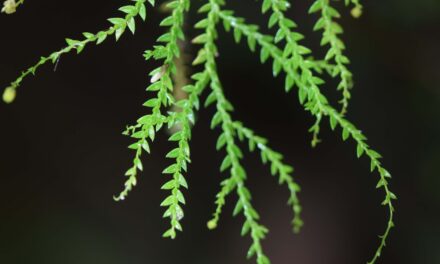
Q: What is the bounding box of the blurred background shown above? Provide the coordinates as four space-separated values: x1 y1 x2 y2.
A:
0 0 439 263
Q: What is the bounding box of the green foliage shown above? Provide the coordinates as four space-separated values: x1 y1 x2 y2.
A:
2 0 395 263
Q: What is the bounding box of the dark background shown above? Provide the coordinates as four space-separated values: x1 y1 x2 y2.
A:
1 0 439 263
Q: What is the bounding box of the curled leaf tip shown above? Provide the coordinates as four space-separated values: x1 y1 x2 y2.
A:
113 195 125 202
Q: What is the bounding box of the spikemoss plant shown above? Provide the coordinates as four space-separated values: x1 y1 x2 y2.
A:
2 0 395 263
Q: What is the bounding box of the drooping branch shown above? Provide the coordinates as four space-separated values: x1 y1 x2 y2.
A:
309 0 354 115
2 0 152 103
232 121 303 233
197 1 271 263
218 8 395 264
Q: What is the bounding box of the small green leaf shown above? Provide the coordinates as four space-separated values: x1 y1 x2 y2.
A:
166 148 180 158
160 195 175 206
241 221 251 236
356 144 364 158
163 164 177 174
261 0 271 13
139 4 147 20
233 201 243 216
342 128 349 141
220 156 232 172
161 180 176 190
308 1 322 13
178 174 188 189
216 133 227 150
127 17 136 34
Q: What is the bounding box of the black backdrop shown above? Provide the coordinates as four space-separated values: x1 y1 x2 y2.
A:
1 1 439 263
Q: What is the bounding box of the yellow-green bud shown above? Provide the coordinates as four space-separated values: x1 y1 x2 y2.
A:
351 6 363 18
3 87 16 104
207 220 217 230
1 0 17 14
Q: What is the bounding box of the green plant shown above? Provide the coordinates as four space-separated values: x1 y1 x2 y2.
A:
2 0 395 263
